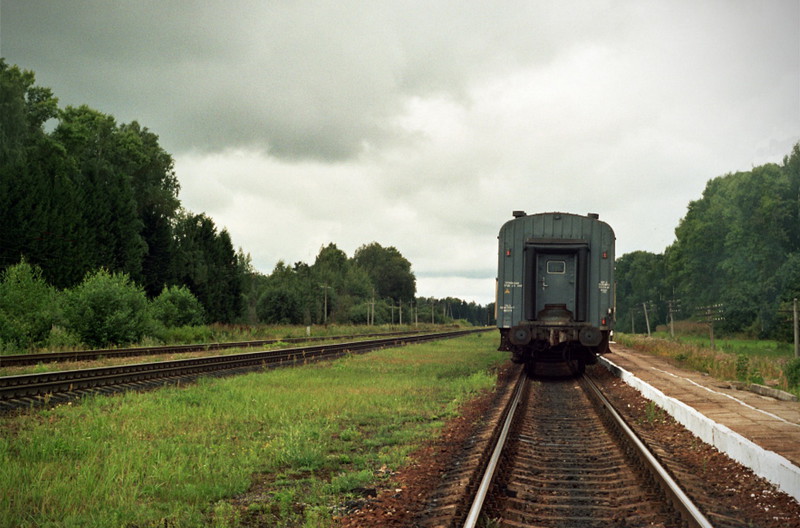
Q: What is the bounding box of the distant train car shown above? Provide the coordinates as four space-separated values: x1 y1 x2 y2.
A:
496 211 615 372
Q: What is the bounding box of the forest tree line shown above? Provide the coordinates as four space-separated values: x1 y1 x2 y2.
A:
615 143 800 340
0 61 489 349
0 60 243 325
242 241 490 327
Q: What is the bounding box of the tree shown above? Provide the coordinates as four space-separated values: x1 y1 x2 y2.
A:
0 60 58 163
63 269 150 347
115 121 181 296
52 106 146 281
150 285 205 328
0 61 87 286
0 260 60 349
256 261 305 324
352 242 416 302
1 61 253 323
615 251 670 333
310 243 378 323
625 142 800 338
173 212 243 323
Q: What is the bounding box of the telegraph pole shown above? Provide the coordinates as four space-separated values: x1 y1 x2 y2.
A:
320 284 330 324
668 302 674 338
642 302 651 337
666 299 681 338
794 298 798 358
696 304 724 349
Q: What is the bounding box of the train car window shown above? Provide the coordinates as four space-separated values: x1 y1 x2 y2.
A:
547 260 566 274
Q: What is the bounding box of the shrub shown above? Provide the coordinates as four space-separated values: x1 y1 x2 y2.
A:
150 285 205 328
256 285 304 325
45 326 82 349
63 269 151 347
156 324 214 344
0 260 61 350
785 358 800 389
735 353 749 382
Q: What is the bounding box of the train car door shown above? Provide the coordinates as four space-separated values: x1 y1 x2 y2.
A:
535 253 577 318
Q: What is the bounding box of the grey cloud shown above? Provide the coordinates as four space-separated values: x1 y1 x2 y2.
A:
3 0 799 304
3 0 627 160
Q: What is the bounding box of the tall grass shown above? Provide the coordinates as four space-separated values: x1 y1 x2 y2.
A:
1 322 447 355
0 333 505 527
616 333 794 392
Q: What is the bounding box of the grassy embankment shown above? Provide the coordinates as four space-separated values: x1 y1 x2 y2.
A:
0 324 451 377
0 323 442 356
0 332 505 528
615 327 800 397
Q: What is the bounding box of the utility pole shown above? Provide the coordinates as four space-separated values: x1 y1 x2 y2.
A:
669 303 674 338
642 302 651 337
696 304 724 350
794 298 798 358
666 299 681 338
320 284 330 325
399 300 403 325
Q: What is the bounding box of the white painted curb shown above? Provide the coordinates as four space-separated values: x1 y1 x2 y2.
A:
599 356 800 502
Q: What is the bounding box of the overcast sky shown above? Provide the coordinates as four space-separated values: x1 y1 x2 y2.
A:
2 1 798 304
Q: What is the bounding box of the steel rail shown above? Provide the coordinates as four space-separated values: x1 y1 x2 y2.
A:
462 369 527 528
0 329 484 402
582 373 714 528
0 330 427 367
463 370 714 528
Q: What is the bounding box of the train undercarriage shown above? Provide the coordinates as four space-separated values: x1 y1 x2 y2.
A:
498 323 610 376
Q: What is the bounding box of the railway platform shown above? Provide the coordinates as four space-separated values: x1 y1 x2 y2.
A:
602 343 800 501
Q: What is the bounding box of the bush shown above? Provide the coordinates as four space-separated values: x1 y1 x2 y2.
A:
150 285 205 328
256 286 304 325
156 324 214 344
0 260 61 350
45 326 82 349
785 358 800 389
63 269 151 347
735 353 749 382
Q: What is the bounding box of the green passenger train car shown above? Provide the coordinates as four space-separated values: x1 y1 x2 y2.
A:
496 211 615 371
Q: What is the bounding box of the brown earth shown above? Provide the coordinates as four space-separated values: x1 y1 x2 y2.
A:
336 362 517 527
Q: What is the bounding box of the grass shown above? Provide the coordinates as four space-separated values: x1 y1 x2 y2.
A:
0 332 506 528
650 330 794 358
0 323 444 356
0 325 451 377
0 343 290 377
616 332 799 396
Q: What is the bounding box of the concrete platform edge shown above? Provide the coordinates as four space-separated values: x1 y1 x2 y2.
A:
598 356 800 502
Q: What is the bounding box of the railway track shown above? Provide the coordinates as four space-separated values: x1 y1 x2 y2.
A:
0 330 425 367
418 366 720 527
0 329 486 412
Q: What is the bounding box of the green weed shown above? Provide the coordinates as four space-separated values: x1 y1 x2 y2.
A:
616 333 792 391
0 333 505 527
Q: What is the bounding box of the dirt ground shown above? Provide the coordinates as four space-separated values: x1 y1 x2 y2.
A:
336 363 515 527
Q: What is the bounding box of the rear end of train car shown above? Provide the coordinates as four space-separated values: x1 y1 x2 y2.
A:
496 211 615 371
